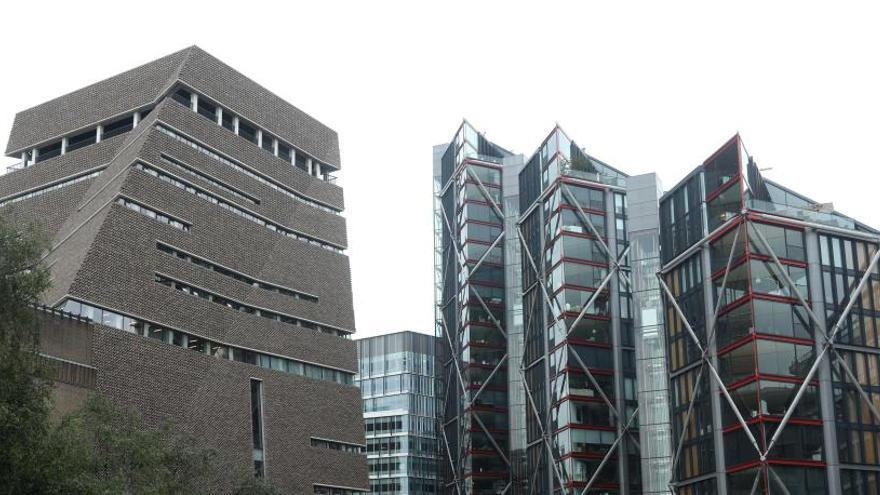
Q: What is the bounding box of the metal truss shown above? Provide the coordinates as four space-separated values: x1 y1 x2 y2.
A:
658 214 880 494
515 181 639 494
436 161 513 494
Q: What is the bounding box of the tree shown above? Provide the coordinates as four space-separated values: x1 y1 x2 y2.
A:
0 217 52 494
47 396 271 495
46 396 283 494
0 215 279 494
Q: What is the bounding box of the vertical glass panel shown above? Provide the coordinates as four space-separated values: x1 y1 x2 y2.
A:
250 378 264 477
704 139 740 193
706 181 742 232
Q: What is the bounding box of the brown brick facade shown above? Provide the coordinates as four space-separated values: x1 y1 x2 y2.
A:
3 47 366 492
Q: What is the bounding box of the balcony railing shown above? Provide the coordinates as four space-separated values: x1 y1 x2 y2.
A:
462 152 504 165
747 198 856 230
4 160 25 174
560 162 627 188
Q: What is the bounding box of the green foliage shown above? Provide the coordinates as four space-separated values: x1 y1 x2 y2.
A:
13 394 283 495
46 396 274 495
0 217 52 494
0 215 280 494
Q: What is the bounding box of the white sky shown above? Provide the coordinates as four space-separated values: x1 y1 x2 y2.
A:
1 2 878 339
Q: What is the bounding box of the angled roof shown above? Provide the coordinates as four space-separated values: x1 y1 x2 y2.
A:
527 124 630 179
6 46 342 168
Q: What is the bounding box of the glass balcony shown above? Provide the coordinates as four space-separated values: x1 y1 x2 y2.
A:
747 197 856 230
4 160 25 174
559 158 627 188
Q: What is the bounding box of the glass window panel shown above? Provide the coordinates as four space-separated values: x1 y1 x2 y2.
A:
706 181 742 232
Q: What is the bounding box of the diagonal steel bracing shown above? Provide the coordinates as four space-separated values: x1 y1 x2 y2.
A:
465 167 505 221
754 225 880 458
438 185 507 341
470 353 508 406
705 220 743 349
567 343 620 417
668 363 706 489
518 365 569 489
767 465 793 495
565 244 631 339
517 218 580 486
472 411 511 468
665 221 745 492
436 161 516 494
663 215 880 494
580 406 641 495
657 273 764 459
748 220 880 426
514 181 642 494
748 466 762 495
560 183 633 288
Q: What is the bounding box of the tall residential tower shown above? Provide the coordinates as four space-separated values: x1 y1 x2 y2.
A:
659 135 880 495
433 122 524 494
433 122 670 494
433 121 880 494
517 127 648 494
1 46 367 493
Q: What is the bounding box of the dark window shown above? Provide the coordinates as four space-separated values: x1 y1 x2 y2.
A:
706 181 742 232
36 141 62 162
705 139 740 193
67 129 97 152
172 87 191 106
295 152 307 171
197 98 217 121
710 224 746 274
660 173 704 262
147 325 169 342
756 338 813 377
566 184 605 211
261 133 274 152
250 379 265 477
238 120 258 144
278 143 292 162
186 335 206 353
749 223 805 261
221 111 235 131
234 348 259 365
719 341 754 385
102 117 133 140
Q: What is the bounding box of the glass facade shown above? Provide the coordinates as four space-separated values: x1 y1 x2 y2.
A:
434 125 879 494
357 332 440 494
659 134 879 494
519 127 638 494
628 174 673 494
434 121 515 494
820 235 880 493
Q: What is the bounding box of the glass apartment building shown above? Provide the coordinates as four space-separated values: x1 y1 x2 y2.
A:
433 122 522 494
434 122 671 494
518 127 640 494
433 122 879 494
659 134 880 494
357 331 440 494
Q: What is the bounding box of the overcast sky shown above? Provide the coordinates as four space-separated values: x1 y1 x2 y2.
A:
1 2 878 339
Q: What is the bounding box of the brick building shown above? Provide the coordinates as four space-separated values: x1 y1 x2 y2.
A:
0 46 367 494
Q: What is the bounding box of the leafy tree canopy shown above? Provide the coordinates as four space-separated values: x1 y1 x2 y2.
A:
0 215 278 494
